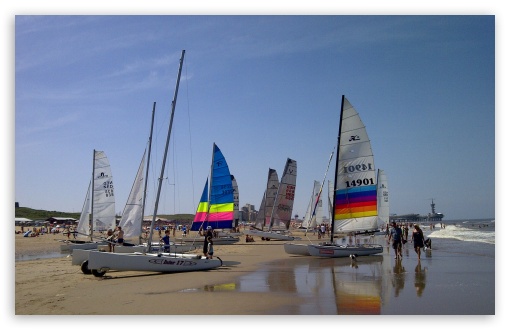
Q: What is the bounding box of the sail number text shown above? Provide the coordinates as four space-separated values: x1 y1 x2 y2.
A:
285 185 295 200
343 163 373 173
345 178 375 188
103 180 114 197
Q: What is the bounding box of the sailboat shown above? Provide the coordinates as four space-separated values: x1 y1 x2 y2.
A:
252 168 279 232
72 104 195 272
111 103 196 253
216 174 242 238
85 50 223 277
284 149 334 255
60 150 115 252
179 143 239 245
298 180 322 231
246 158 300 241
307 95 383 258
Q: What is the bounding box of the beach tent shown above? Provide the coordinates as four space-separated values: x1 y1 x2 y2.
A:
15 218 34 226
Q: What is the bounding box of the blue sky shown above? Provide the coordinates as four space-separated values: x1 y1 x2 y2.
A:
10 9 498 221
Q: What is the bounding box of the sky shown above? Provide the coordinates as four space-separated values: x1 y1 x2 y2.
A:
7 3 501 223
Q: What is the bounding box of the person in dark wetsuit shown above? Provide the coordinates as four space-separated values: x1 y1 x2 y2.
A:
411 224 425 260
203 226 213 258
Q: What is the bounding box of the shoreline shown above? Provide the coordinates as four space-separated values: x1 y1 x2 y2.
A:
12 227 498 318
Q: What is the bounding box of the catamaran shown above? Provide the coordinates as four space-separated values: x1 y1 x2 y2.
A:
178 143 240 245
246 158 300 241
84 50 223 276
307 95 383 258
60 150 115 253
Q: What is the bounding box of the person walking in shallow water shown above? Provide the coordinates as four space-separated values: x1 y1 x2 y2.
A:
388 221 403 259
411 224 425 259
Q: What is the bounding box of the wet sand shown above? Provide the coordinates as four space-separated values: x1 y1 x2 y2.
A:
11 227 499 320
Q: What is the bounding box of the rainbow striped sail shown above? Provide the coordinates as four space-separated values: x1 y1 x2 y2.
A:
332 96 378 233
191 143 234 230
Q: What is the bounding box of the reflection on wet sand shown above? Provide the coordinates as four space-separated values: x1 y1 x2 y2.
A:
392 258 406 297
414 261 427 297
201 255 390 314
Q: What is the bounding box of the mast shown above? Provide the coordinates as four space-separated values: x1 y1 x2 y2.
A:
330 95 345 244
139 102 156 245
90 149 96 242
147 49 185 250
203 142 217 231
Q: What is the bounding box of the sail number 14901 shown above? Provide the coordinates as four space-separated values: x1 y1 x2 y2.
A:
345 178 375 188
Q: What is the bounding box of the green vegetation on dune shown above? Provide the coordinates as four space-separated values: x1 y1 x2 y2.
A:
15 207 194 222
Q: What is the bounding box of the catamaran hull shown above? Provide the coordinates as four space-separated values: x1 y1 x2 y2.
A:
177 237 239 245
86 250 222 274
60 242 102 253
245 230 301 241
307 244 383 258
72 243 198 266
283 243 311 256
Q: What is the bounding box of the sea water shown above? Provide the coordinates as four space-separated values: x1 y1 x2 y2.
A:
189 218 496 314
425 218 495 258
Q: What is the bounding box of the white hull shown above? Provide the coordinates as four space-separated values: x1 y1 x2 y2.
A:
283 243 311 256
60 241 102 253
72 243 198 266
245 229 301 241
307 243 383 258
113 242 198 254
87 250 222 274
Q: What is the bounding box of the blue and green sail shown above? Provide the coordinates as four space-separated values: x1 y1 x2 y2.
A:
191 143 234 230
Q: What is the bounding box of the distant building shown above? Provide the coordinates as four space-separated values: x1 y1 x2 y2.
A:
241 203 257 223
46 217 77 225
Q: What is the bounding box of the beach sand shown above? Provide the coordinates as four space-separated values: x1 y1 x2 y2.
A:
12 227 500 322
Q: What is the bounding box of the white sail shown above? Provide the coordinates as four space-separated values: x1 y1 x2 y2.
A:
333 96 378 233
254 168 279 230
232 175 239 228
326 180 334 224
75 180 91 239
376 169 389 228
269 158 297 230
302 180 321 229
118 150 146 239
92 150 116 232
316 184 323 225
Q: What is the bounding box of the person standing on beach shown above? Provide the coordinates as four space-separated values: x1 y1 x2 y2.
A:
203 226 213 258
115 226 124 246
107 229 115 252
206 236 214 259
388 221 403 259
411 224 425 259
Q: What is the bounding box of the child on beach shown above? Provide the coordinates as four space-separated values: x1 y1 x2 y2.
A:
160 230 171 252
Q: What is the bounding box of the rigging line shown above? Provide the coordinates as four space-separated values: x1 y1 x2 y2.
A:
171 137 178 214
184 57 196 210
